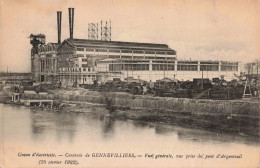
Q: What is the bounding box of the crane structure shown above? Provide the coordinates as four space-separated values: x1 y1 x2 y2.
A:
243 79 252 98
88 23 98 40
234 73 252 98
101 20 111 41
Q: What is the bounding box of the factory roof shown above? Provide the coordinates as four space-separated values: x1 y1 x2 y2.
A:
63 38 175 51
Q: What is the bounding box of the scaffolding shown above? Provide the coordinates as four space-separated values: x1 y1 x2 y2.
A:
243 79 252 98
88 23 98 40
101 20 111 41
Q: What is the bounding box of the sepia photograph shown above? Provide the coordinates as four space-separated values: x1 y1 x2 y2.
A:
0 0 259 167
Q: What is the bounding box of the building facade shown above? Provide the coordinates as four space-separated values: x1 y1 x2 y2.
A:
97 59 240 82
57 39 176 86
31 38 240 86
37 43 60 83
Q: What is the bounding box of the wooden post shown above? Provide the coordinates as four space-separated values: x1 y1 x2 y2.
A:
51 100 53 108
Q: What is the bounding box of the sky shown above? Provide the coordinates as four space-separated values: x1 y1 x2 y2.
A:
0 0 260 72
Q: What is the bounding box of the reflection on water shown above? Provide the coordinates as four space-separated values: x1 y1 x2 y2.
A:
2 103 260 167
30 109 79 143
154 124 259 146
101 117 115 139
3 103 260 147
2 104 259 150
133 120 154 129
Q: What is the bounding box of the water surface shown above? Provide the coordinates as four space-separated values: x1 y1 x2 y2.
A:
0 104 259 168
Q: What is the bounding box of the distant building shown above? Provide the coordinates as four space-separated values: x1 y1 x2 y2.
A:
0 73 32 85
241 60 260 78
31 38 240 86
57 39 176 86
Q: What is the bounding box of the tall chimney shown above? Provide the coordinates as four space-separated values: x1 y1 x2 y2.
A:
57 11 62 43
68 8 74 39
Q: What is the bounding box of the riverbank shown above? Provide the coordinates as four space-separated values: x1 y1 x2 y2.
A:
59 101 259 137
1 88 259 137
22 89 260 136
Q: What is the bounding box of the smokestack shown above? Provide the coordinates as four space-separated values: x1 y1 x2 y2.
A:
68 8 74 39
57 11 62 43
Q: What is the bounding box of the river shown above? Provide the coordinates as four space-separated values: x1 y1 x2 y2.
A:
0 104 259 168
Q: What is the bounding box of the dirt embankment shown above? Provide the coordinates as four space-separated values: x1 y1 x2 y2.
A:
55 100 259 137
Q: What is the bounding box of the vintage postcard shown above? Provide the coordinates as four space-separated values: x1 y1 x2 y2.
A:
0 0 259 167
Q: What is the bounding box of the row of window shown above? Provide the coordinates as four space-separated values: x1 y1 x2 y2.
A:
200 62 219 65
60 68 80 72
40 59 57 72
122 56 132 59
133 56 145 59
153 60 175 64
105 64 238 72
200 65 219 71
152 64 175 71
177 65 198 71
221 62 239 66
178 61 198 65
59 67 94 72
75 54 176 61
39 46 54 53
40 60 45 72
101 60 150 64
105 55 176 60
221 66 238 71
109 64 150 71
122 60 150 63
58 64 238 72
82 64 88 68
109 55 120 59
177 61 232 65
121 56 175 60
77 47 176 55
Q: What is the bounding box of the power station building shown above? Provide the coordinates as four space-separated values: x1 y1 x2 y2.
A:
30 8 240 86
97 59 239 82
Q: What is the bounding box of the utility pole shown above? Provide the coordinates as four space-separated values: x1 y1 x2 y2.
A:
202 69 204 89
256 61 258 74
256 60 259 97
127 65 129 83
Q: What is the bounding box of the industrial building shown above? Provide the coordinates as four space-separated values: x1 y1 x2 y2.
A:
57 38 176 86
30 8 240 86
97 59 239 82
